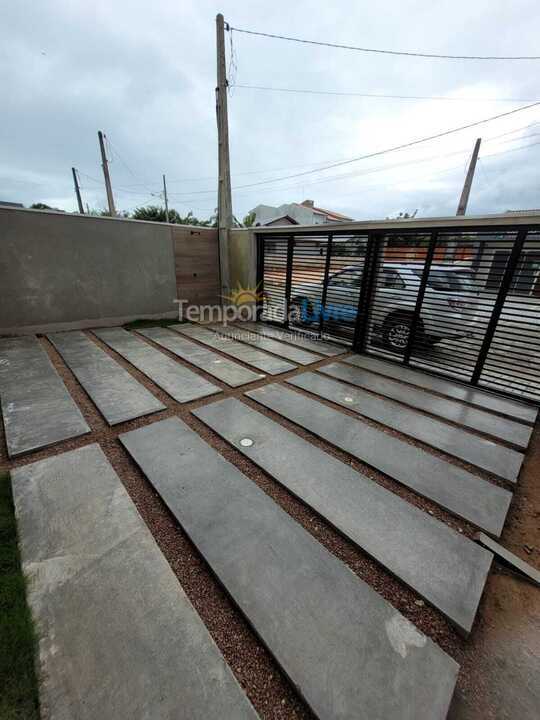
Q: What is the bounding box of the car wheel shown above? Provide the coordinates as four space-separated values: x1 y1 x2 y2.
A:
382 315 412 352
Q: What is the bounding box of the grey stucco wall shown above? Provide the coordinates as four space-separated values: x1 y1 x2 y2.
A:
0 208 178 334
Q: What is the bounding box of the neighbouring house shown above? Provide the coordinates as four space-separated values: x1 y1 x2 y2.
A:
262 214 299 227
0 200 24 208
250 199 353 226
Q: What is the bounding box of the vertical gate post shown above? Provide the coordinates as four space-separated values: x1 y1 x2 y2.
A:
283 235 294 328
471 228 527 384
353 232 382 351
403 232 438 364
318 233 334 337
255 233 265 321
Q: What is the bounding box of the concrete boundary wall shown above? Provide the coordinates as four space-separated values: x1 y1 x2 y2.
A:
0 207 219 335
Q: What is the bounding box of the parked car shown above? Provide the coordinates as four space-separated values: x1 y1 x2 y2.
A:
290 263 481 351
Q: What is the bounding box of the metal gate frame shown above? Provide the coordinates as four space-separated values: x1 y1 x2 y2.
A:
256 221 540 405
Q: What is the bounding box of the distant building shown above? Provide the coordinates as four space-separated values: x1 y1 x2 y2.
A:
250 199 353 226
262 214 299 227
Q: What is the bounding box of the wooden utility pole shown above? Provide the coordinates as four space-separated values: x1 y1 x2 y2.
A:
71 167 84 214
456 138 481 216
216 13 232 297
98 130 116 216
162 174 170 223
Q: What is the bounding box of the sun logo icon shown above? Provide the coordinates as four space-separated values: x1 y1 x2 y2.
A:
223 283 265 306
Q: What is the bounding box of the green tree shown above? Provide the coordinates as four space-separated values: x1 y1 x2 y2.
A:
131 205 213 226
385 210 418 220
242 210 256 227
30 202 64 212
85 208 130 218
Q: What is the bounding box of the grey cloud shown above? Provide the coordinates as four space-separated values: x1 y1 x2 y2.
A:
1 0 539 219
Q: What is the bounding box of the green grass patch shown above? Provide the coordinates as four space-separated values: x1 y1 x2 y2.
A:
122 317 180 330
0 472 40 720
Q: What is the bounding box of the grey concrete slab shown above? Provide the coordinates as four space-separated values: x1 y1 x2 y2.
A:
232 321 347 356
11 444 257 720
0 336 90 457
194 398 492 634
208 323 321 365
247 384 512 536
288 372 524 483
49 331 165 424
319 362 532 448
138 327 264 387
93 327 220 402
172 323 296 375
476 532 540 587
345 354 538 424
120 417 459 720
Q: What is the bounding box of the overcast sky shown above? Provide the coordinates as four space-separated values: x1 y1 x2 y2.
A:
2 0 540 221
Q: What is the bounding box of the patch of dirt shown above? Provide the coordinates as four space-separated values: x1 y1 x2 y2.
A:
448 423 540 720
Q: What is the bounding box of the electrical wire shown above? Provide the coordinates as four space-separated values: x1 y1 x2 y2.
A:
77 171 103 185
76 168 212 213
231 83 538 103
228 25 540 61
148 120 540 186
228 137 540 201
162 126 540 203
164 101 540 196
105 138 158 195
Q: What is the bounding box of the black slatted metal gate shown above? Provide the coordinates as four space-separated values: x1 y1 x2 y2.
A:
256 224 540 404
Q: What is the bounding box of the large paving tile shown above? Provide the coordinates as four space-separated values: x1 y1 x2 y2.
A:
194 398 492 634
138 327 264 387
11 444 257 720
0 336 90 457
93 327 220 402
319 362 532 448
172 323 296 374
232 321 347 356
120 416 459 720
345 355 538 424
247 383 512 536
476 532 540 587
288 372 524 483
208 323 321 365
49 331 165 424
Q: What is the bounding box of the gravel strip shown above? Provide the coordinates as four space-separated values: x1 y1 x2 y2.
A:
1 330 538 719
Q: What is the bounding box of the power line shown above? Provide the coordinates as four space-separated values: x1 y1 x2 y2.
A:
485 119 540 141
154 121 540 197
164 101 540 196
77 171 103 185
75 119 540 200
106 139 157 195
229 137 540 203
228 25 540 61
231 83 538 103
232 136 540 200
151 120 540 186
228 101 540 189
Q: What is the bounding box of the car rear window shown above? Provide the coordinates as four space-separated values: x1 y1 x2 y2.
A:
412 269 476 293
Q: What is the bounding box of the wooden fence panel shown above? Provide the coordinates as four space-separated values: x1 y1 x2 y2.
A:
172 226 220 306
